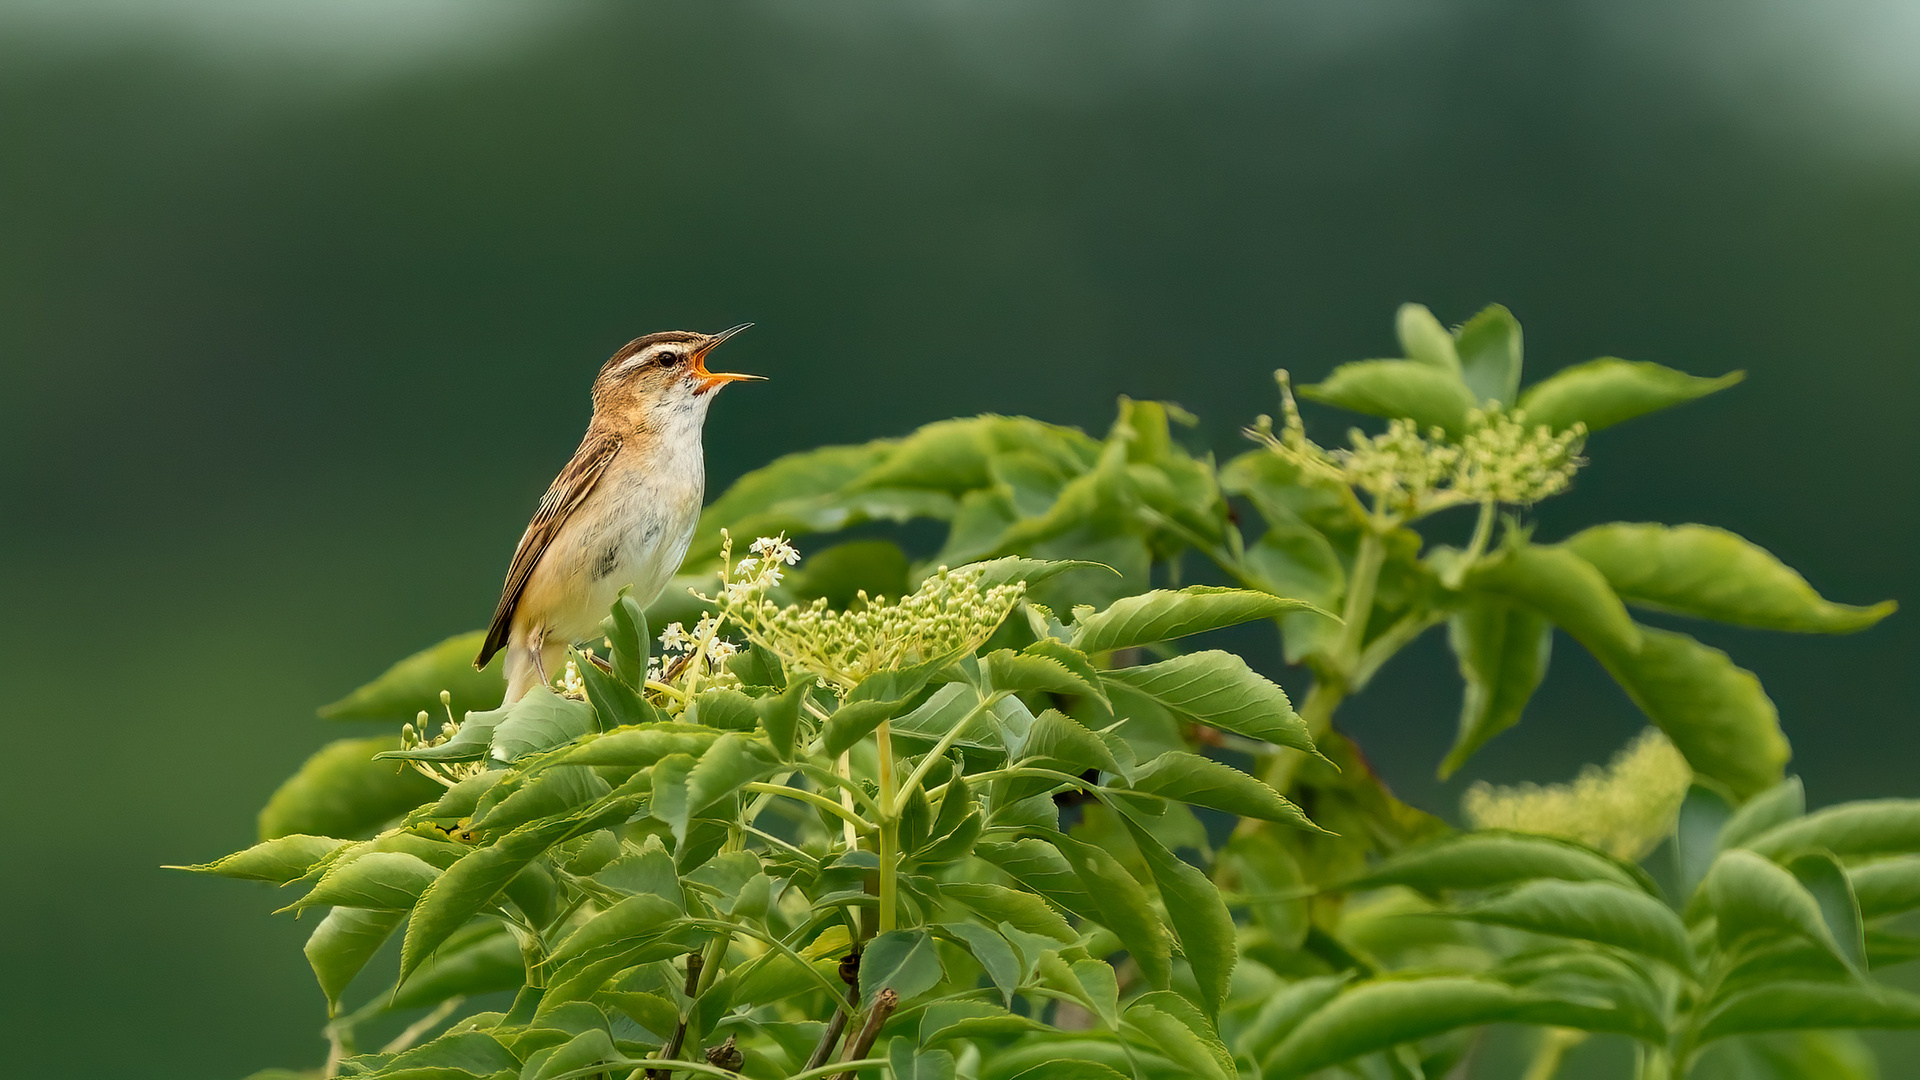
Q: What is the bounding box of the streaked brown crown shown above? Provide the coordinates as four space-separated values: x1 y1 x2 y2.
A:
599 330 706 378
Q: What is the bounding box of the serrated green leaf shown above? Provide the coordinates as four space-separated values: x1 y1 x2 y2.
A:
1518 357 1742 433
286 851 441 912
572 652 654 730
1126 991 1234 1080
1455 303 1522 405
1789 851 1867 973
258 736 442 841
1699 982 1920 1044
1069 585 1331 655
1101 651 1315 755
1565 523 1893 634
684 687 759 731
1600 625 1788 799
320 631 505 722
755 675 812 760
1018 709 1120 776
469 766 609 834
1719 777 1805 852
551 723 718 769
1441 596 1551 778
1263 977 1526 1075
685 733 779 815
979 649 1097 699
888 1038 957 1080
1341 831 1650 894
1300 360 1478 436
918 1000 1045 1045
389 924 523 1012
305 906 404 1014
400 816 573 985
1053 832 1172 989
1706 849 1844 963
1467 543 1640 658
489 688 596 763
168 834 350 883
604 592 648 688
1457 879 1693 972
375 1030 519 1074
524 1029 617 1080
1396 303 1462 372
1128 751 1317 829
1021 638 1109 708
548 894 682 969
860 929 945 1005
940 881 1077 943
1116 813 1235 1019
939 923 1022 1007
961 556 1112 593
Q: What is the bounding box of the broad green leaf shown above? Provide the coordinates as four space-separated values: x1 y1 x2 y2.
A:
1117 813 1235 1019
552 723 718 768
1719 777 1805 852
1299 360 1478 436
690 442 894 560
960 555 1111 593
605 592 648 688
1101 651 1315 755
648 753 694 844
400 816 573 984
573 653 653 730
1235 972 1352 1062
1018 709 1121 777
286 851 441 912
1396 303 1462 372
1263 977 1526 1076
980 649 1097 699
1053 832 1173 989
1066 956 1119 1028
1518 357 1742 433
1128 751 1317 829
1706 850 1844 962
1467 543 1640 658
1600 626 1788 799
1788 851 1867 973
918 1000 1046 1045
1676 783 1736 902
940 882 1077 943
1006 1063 1129 1080
374 1030 519 1075
489 688 596 763
1126 997 1231 1080
1441 596 1551 777
1021 639 1110 708
305 906 404 1014
525 1029 617 1080
1456 879 1693 972
684 687 759 731
319 631 505 722
258 736 442 841
860 929 945 1005
1454 303 1522 406
1850 857 1920 919
1699 982 1920 1044
548 894 682 969
1341 831 1650 895
376 711 498 764
469 766 609 834
973 839 1099 924
888 1039 957 1080
755 675 812 760
389 924 523 1011
685 733 779 814
1069 585 1330 655
1745 800 1920 861
169 834 349 883
939 923 1022 1007
821 653 956 756
1565 523 1894 634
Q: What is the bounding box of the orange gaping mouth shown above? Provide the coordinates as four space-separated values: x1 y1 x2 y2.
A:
692 323 764 393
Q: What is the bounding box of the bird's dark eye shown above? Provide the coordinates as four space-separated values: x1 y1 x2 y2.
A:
654 350 681 367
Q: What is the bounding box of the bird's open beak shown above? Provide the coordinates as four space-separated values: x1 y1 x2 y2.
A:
692 323 764 393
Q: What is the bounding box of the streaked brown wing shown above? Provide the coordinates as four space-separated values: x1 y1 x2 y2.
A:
475 430 623 668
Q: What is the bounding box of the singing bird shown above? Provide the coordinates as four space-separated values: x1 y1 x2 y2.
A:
476 325 761 701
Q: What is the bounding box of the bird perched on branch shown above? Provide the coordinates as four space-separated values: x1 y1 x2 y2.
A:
476 325 761 701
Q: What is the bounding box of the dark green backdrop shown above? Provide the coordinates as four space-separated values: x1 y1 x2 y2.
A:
2 2 1914 1076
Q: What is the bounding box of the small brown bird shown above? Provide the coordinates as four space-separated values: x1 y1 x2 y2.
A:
477 325 761 701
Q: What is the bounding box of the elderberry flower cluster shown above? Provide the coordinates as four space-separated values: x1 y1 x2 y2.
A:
1247 371 1586 522
708 531 1024 694
652 612 741 692
395 690 489 787
1461 728 1691 861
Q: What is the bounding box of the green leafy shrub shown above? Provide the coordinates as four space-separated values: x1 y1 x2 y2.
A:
182 303 1904 1079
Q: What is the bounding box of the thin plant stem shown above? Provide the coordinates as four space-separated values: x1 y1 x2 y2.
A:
741 782 874 832
1522 1028 1587 1080
892 692 1003 810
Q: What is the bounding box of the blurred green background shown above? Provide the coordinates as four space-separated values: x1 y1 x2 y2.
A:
2 1 1915 1075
